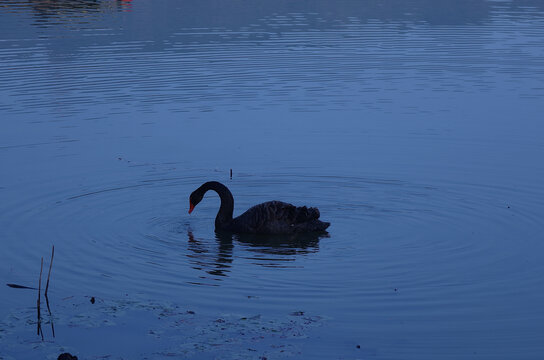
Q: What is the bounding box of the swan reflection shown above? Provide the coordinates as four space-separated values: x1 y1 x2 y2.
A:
186 230 327 281
216 231 325 255
187 230 233 279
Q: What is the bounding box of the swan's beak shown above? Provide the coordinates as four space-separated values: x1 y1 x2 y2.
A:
189 202 195 214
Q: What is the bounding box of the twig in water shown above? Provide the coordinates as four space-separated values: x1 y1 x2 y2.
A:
6 283 37 290
45 245 54 298
45 245 55 337
37 257 43 340
45 246 54 313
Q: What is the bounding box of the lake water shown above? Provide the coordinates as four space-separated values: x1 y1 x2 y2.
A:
1 0 544 358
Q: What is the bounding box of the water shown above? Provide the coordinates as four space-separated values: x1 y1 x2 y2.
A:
1 0 544 358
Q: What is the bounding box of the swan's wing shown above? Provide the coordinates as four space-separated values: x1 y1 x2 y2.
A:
232 201 322 233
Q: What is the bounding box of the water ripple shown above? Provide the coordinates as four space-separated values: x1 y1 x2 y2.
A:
1 2 544 114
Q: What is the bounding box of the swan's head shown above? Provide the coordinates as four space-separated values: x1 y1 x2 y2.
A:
188 190 204 214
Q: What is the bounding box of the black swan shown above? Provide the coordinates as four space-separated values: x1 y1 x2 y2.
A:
189 181 330 234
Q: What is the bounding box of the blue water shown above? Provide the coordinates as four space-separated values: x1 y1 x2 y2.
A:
1 1 544 359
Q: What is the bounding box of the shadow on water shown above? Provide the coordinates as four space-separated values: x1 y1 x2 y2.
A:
25 0 131 18
3 0 495 26
12 0 544 26
185 230 326 279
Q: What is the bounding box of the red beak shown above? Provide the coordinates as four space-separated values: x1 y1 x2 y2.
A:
189 202 195 214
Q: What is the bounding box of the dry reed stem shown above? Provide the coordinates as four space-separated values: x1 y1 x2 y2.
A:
45 245 55 337
45 245 54 297
37 257 43 340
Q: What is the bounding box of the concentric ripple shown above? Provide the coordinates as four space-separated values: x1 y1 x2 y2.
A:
2 170 543 316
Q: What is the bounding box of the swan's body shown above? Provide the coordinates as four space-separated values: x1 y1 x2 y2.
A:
189 181 330 234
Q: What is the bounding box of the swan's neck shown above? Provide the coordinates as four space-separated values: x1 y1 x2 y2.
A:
200 181 234 229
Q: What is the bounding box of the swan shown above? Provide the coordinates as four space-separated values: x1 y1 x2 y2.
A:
189 181 330 234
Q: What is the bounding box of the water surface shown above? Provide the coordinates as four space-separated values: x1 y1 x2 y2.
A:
1 1 544 359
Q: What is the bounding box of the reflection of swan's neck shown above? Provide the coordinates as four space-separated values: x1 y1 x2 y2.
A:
187 230 196 243
187 229 233 278
201 181 234 229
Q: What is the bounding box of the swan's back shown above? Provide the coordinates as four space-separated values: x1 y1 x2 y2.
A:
227 201 330 234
